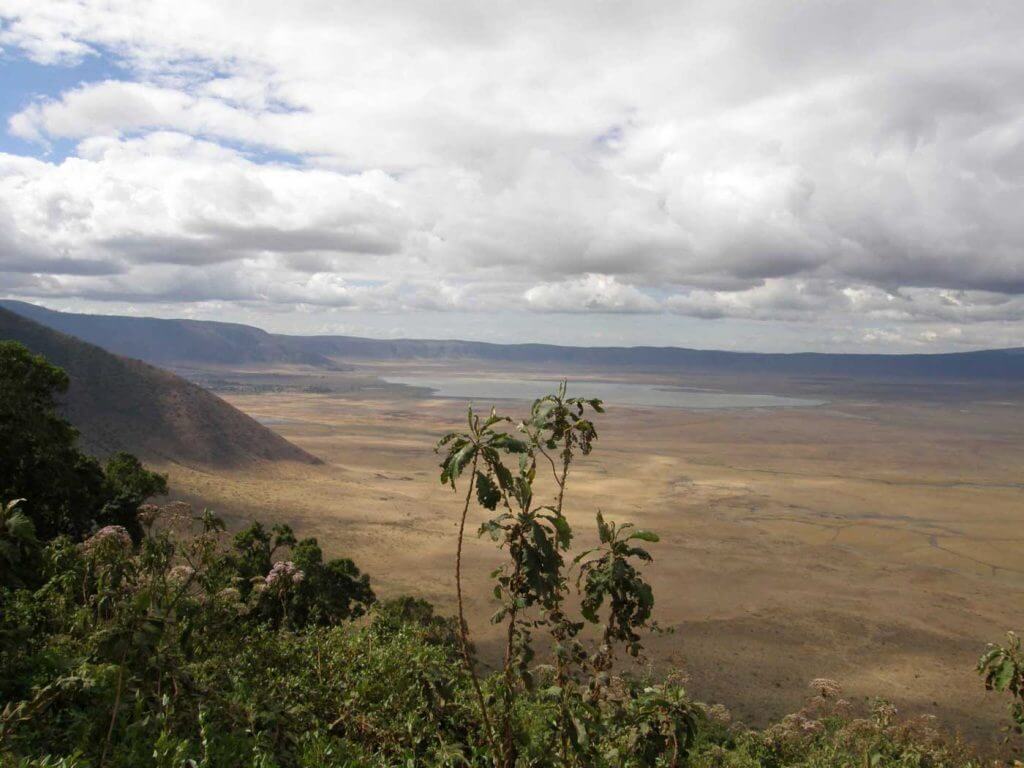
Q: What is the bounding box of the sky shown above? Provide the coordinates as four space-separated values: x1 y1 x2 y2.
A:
1 1 1023 352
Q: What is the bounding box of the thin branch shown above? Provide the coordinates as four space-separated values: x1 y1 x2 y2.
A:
454 452 499 764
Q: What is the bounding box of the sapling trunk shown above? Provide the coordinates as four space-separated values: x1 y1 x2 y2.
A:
500 537 525 768
100 645 129 767
454 453 499 763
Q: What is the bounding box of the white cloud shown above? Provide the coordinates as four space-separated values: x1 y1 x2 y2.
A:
524 274 660 314
1 0 1023 349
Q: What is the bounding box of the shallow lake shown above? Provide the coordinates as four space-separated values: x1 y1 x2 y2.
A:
381 376 824 410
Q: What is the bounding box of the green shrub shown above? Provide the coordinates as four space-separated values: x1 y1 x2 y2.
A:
979 631 1024 739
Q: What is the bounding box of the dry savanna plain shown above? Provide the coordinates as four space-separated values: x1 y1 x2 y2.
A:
156 362 1024 751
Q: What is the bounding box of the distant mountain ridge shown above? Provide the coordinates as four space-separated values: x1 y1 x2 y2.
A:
1 300 334 368
0 306 321 467
289 334 1024 380
3 299 1023 381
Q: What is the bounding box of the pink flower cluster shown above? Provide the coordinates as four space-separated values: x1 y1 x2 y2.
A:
83 525 133 553
808 678 842 698
265 561 305 588
168 564 195 583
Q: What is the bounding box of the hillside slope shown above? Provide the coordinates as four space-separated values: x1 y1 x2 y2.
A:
4 300 1024 380
1 300 334 368
0 307 320 467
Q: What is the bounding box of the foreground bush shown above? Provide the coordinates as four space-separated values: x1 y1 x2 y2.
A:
0 599 988 767
0 502 377 766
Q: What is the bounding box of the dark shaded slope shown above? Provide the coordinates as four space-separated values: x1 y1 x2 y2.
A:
0 300 334 368
0 307 320 467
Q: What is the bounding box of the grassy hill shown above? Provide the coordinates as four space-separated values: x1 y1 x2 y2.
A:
3 299 1023 380
0 306 321 467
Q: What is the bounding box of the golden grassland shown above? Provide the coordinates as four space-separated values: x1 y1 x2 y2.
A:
155 366 1024 750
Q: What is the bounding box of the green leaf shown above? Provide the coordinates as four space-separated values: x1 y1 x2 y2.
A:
628 530 660 542
491 457 514 491
571 715 589 749
996 659 1017 691
544 514 573 549
518 453 532 477
478 519 503 542
3 509 36 542
452 443 475 476
573 547 597 564
483 409 507 429
492 434 529 454
475 472 501 510
435 432 460 449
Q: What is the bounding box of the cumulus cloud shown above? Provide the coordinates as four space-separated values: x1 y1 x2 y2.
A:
0 131 409 261
524 275 660 314
1 0 1023 349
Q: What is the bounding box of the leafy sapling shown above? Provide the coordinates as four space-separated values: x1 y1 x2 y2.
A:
436 404 524 762
979 631 1024 738
575 511 661 683
437 383 665 767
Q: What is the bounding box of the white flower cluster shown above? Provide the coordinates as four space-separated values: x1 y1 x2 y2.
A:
82 525 133 553
265 561 305 588
168 564 195 583
808 678 842 699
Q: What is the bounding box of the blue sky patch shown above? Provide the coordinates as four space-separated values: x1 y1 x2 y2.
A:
0 52 124 158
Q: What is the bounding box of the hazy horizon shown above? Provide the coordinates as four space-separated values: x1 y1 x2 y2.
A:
9 298 1024 359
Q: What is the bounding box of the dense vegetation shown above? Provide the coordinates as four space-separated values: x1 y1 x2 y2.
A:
0 342 168 551
0 341 1019 766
